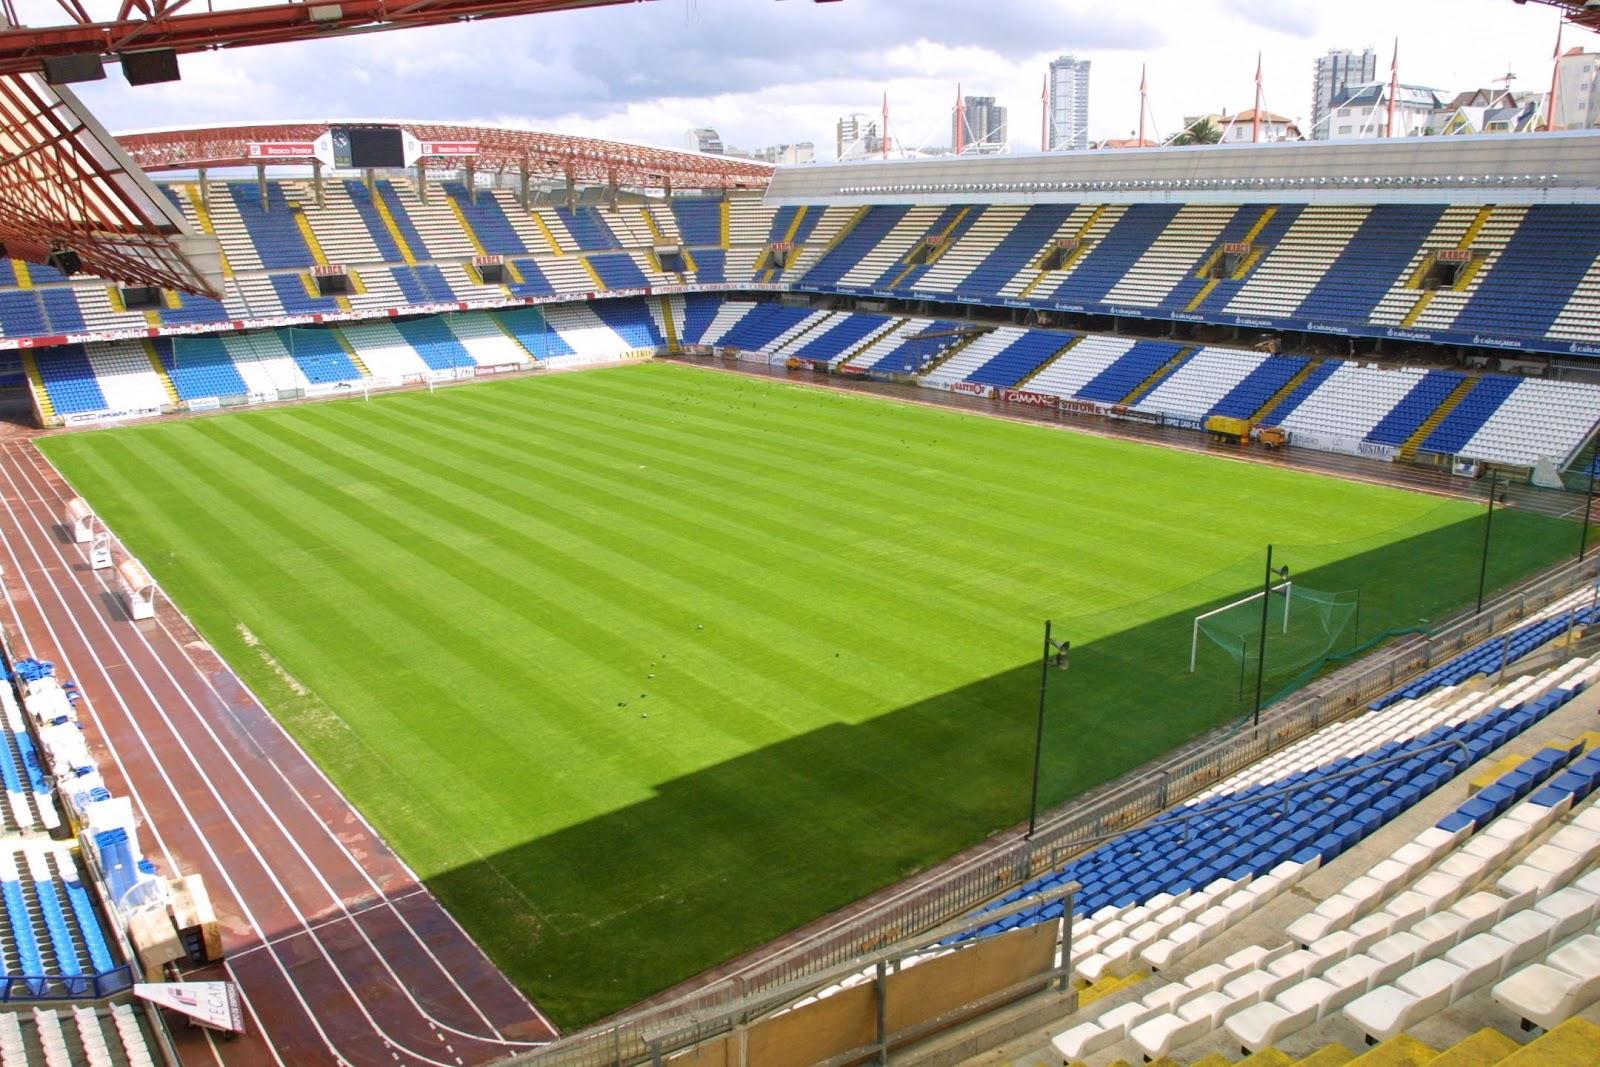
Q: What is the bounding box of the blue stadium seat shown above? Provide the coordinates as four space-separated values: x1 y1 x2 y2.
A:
230 183 317 269
670 199 723 248
589 298 662 350
1074 340 1186 403
555 206 623 251
442 184 529 255
965 331 1076 388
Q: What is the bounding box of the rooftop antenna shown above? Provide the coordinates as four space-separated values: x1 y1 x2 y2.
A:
1488 66 1517 111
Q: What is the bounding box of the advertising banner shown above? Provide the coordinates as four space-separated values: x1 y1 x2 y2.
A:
135 982 245 1033
998 389 1059 408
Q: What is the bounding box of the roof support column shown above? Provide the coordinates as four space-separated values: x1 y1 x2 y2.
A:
256 163 267 211
364 167 374 197
197 167 208 208
564 165 576 210
606 167 618 210
519 156 530 212
466 161 476 204
416 163 429 204
311 159 324 208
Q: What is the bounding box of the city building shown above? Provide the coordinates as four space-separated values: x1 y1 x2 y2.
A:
1311 47 1377 139
1180 108 1303 143
1047 55 1091 151
1552 48 1600 130
1325 81 1447 139
754 142 816 166
955 95 1008 154
1093 135 1160 149
835 114 883 161
1425 88 1543 135
684 128 724 155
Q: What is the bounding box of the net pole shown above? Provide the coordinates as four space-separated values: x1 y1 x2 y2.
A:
1252 544 1275 730
1283 579 1293 634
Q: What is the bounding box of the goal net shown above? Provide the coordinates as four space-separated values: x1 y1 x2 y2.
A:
1191 581 1358 679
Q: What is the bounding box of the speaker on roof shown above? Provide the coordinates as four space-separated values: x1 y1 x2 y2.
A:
41 54 105 85
121 49 180 86
47 248 82 276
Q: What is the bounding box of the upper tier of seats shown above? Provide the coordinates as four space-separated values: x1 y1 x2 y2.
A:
8 181 1600 359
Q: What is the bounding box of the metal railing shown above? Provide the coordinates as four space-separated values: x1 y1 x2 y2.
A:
512 550 1600 1067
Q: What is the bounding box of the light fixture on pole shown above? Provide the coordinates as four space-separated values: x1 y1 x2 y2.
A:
1027 621 1070 839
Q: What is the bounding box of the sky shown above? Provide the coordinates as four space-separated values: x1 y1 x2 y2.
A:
65 0 1600 159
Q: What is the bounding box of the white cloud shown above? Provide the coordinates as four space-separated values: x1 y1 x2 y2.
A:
70 0 1598 157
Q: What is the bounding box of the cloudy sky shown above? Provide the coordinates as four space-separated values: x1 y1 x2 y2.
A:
68 0 1597 158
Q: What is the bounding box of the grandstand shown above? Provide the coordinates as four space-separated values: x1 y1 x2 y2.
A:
5 127 1599 485
4 100 1600 1067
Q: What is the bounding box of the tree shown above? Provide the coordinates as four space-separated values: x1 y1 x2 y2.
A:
1172 118 1223 146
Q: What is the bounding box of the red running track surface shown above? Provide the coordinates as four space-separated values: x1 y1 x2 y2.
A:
0 440 556 1065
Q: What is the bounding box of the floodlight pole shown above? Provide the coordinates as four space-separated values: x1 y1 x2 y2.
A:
1476 471 1501 616
1028 620 1068 840
1580 460 1596 561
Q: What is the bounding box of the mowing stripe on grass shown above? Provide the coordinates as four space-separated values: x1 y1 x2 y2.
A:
38 361 1579 1025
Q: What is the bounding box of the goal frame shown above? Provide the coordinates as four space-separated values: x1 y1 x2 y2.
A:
1190 579 1293 673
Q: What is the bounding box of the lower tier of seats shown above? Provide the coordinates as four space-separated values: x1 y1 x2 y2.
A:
22 296 1600 477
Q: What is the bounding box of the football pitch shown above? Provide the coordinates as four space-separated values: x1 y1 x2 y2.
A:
38 361 1581 1026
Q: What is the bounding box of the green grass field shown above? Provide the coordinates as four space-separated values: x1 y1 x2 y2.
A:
38 361 1581 1026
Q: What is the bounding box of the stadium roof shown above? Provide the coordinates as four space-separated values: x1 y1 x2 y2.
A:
0 70 223 296
1515 0 1600 32
0 0 663 77
116 121 776 190
768 131 1600 208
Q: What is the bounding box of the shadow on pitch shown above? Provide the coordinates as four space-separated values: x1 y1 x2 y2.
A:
425 506 1578 1029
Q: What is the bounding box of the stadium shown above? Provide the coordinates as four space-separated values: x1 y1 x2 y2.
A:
1 0 1600 1065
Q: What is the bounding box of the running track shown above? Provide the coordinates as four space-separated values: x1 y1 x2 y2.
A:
0 440 555 1065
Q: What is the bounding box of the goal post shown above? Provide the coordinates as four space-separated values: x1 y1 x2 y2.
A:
1190 580 1293 673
